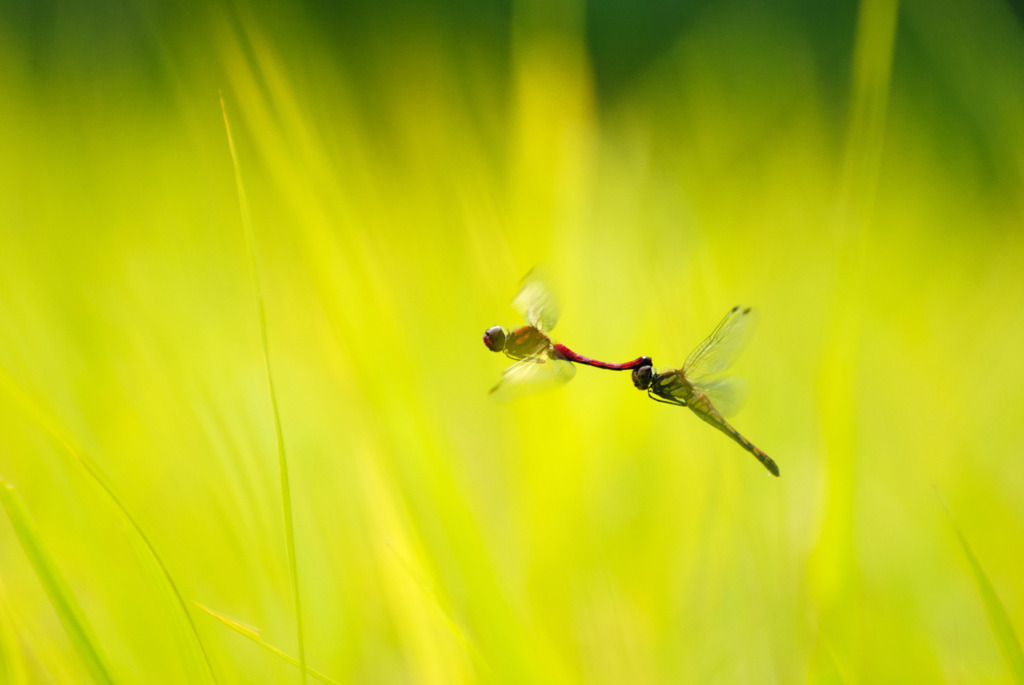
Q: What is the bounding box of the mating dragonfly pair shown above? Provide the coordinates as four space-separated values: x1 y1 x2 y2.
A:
483 275 780 477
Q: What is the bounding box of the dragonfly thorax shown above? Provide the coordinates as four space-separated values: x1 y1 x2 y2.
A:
502 326 551 360
483 325 551 360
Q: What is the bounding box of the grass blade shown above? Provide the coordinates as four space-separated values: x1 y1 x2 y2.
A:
0 481 115 684
955 530 1024 681
220 93 306 683
194 603 337 685
0 364 218 683
940 494 1024 682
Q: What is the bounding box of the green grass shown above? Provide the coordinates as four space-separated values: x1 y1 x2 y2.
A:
0 482 114 684
222 92 306 684
0 364 217 683
193 603 336 685
941 493 1024 683
1 0 1024 682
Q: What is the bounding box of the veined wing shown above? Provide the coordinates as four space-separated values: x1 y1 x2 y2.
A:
683 306 758 383
511 271 560 333
488 352 576 401
690 376 748 418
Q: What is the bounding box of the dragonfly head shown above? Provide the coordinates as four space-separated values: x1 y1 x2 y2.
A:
483 326 507 352
632 360 654 390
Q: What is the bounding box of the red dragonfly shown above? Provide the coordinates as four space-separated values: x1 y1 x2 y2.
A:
484 274 650 399
631 306 780 477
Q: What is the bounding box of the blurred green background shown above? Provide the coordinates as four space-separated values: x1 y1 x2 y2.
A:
2 0 1023 682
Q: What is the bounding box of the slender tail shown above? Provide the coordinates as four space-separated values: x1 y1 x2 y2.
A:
552 343 650 371
690 403 780 477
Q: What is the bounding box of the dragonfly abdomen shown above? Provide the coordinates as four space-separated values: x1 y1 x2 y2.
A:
688 399 780 477
551 343 650 371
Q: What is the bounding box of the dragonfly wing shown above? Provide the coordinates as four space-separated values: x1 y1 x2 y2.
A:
690 376 748 418
489 353 576 401
511 271 560 333
683 306 758 383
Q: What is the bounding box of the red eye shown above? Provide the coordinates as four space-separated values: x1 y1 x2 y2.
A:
483 326 506 352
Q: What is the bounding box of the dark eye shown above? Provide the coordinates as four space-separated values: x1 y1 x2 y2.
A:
632 364 653 390
483 326 506 352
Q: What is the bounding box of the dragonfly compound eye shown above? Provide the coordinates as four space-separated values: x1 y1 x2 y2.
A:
483 326 506 352
632 364 653 390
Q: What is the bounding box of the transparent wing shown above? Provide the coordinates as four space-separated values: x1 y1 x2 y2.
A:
511 270 560 333
690 376 748 418
683 306 758 383
488 353 576 401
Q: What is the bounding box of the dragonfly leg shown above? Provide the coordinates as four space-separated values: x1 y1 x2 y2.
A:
648 391 687 407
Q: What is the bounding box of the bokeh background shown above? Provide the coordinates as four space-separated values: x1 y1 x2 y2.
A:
2 0 1023 682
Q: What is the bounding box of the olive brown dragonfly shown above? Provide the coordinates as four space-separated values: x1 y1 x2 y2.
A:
631 306 780 477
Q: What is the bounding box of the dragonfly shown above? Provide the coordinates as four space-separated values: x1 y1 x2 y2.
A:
484 274 651 399
631 306 780 477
